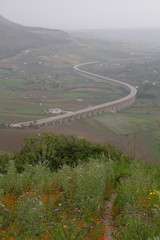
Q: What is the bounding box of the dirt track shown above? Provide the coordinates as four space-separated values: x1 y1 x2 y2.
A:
0 118 157 164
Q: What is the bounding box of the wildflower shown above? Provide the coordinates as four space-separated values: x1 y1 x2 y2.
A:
63 225 67 228
50 222 55 226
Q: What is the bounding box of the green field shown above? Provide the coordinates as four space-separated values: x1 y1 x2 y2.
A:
56 92 91 99
0 68 9 73
0 27 160 161
0 49 127 124
95 113 160 161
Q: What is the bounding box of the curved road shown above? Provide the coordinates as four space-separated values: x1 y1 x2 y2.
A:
10 61 137 128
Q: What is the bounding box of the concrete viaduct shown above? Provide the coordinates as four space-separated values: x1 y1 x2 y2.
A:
10 61 137 128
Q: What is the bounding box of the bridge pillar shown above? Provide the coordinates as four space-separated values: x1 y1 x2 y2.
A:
75 114 81 120
47 121 53 126
59 119 63 125
121 101 125 109
116 104 119 112
107 106 112 112
103 107 108 113
127 100 131 107
64 118 69 124
70 116 75 122
112 105 116 113
93 110 98 116
117 103 122 111
82 113 87 119
98 108 103 114
52 121 55 126
87 112 92 117
120 102 124 110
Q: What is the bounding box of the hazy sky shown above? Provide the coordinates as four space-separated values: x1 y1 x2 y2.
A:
0 0 160 30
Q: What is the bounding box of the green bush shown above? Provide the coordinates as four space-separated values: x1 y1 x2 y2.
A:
12 133 129 173
0 152 11 173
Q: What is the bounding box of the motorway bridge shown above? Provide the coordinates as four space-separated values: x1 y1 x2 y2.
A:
10 61 137 128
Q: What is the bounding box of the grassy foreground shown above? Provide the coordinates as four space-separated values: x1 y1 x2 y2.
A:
0 134 160 239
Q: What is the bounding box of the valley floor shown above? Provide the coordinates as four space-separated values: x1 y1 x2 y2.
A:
0 118 157 164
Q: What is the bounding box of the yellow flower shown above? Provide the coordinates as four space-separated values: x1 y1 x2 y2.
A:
155 190 160 195
59 204 61 206
63 225 67 228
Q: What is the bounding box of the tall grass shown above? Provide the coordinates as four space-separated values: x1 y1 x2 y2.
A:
0 158 115 239
0 134 160 239
112 161 160 239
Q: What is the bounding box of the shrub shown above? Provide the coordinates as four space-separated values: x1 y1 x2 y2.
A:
0 152 11 173
12 133 129 173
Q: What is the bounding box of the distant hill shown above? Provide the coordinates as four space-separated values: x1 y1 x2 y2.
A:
71 28 160 47
0 15 72 60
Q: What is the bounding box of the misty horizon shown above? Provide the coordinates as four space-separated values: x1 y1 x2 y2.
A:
1 14 160 33
0 0 160 31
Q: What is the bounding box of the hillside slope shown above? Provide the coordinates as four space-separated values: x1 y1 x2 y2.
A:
0 134 159 239
0 15 72 60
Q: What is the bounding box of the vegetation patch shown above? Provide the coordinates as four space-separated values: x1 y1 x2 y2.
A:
11 134 124 173
95 113 157 135
0 134 159 239
112 162 160 240
95 113 160 161
56 92 91 99
0 68 9 73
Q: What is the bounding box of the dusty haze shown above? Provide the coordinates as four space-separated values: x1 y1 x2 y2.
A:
0 0 160 30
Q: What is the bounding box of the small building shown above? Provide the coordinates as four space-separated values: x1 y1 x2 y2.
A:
48 108 63 114
10 124 22 128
